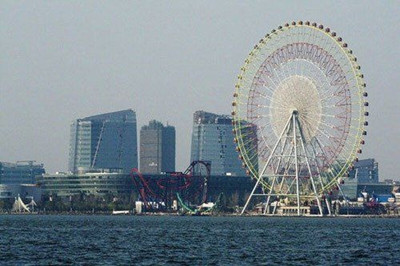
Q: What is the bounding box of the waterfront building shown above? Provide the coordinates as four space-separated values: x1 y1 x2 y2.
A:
140 120 175 174
0 184 41 201
36 170 256 206
190 111 252 176
341 158 384 200
0 161 45 185
68 109 138 173
36 169 133 197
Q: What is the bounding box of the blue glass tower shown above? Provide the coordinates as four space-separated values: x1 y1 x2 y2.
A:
190 111 247 176
68 109 138 173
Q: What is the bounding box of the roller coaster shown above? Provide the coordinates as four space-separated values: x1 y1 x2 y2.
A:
130 161 211 213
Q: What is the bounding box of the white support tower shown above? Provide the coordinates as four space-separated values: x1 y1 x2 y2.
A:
241 111 323 216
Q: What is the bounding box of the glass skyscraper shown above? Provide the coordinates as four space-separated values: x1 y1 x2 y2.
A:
140 120 175 174
190 111 248 176
68 109 138 173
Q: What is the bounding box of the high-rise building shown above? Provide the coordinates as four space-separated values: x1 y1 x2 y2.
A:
341 158 380 200
349 158 379 183
190 110 252 176
140 120 175 174
68 109 138 173
0 161 45 185
161 125 176 172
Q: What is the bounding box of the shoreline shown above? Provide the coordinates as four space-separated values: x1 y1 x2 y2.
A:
1 212 399 218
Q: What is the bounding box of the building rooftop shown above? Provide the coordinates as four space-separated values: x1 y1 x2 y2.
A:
193 110 231 125
80 109 136 122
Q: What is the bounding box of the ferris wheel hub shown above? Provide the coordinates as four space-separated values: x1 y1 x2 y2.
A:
271 75 321 143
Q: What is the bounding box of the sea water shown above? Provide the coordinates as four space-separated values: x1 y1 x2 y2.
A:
0 215 399 265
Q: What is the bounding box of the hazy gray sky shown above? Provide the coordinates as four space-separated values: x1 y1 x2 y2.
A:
1 1 399 179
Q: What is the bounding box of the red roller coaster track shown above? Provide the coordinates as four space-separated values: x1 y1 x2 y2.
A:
130 161 211 210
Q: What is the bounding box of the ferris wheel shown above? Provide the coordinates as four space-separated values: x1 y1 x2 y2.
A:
232 21 368 215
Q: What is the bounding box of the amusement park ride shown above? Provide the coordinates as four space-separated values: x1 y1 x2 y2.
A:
131 161 212 214
232 21 368 216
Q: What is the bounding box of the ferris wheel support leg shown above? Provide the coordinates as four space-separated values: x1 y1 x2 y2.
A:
241 177 261 215
264 177 276 215
279 145 295 195
272 202 278 214
292 113 301 216
325 196 332 216
241 114 293 215
308 139 325 191
296 117 323 216
265 131 290 215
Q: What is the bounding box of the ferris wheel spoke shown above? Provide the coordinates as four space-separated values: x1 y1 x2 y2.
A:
301 114 334 132
255 105 289 111
307 141 327 188
239 129 258 141
319 83 348 100
249 89 273 100
314 127 334 142
258 67 280 88
322 103 350 109
246 146 260 162
302 64 333 93
318 113 338 119
314 136 336 166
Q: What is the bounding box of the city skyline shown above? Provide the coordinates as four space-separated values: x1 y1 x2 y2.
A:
1 2 399 179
